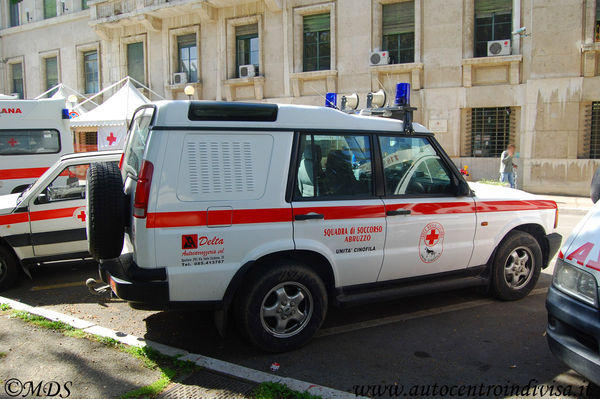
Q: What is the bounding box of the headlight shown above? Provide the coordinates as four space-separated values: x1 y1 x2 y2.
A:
553 259 599 307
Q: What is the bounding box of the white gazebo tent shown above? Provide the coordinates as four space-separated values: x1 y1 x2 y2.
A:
70 78 150 151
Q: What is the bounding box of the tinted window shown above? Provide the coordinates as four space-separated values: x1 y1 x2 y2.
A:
123 108 153 175
0 130 60 155
295 134 372 199
379 136 454 196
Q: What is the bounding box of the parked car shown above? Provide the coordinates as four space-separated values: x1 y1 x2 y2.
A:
0 150 121 291
546 173 600 386
0 98 74 195
86 101 561 352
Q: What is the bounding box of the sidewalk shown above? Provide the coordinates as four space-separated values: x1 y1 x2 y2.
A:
538 194 595 215
0 297 358 399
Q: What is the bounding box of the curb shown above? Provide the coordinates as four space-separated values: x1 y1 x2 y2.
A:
0 296 362 399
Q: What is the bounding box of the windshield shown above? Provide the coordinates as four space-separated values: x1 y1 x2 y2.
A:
16 162 61 204
123 107 154 177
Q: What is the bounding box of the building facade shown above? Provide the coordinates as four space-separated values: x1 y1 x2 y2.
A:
1 0 600 195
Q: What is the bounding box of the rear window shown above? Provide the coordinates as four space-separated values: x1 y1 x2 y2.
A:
123 108 154 176
0 129 60 155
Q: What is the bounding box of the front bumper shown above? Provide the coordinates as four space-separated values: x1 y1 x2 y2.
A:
99 254 169 304
546 285 600 386
545 232 562 266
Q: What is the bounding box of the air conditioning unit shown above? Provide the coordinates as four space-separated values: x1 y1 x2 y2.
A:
487 40 511 56
239 64 257 78
172 72 187 85
369 51 390 66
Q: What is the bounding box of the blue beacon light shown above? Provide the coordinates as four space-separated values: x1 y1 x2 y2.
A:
325 92 337 109
395 83 411 107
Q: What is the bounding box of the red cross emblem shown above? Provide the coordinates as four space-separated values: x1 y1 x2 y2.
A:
425 229 439 245
77 210 86 222
8 138 17 147
106 132 117 145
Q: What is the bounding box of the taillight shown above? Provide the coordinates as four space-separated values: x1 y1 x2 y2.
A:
118 153 125 169
133 160 154 219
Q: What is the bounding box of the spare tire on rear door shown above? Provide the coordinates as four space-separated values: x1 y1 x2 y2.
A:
86 162 125 260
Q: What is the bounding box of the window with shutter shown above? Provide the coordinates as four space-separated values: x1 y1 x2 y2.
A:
303 13 330 72
466 107 514 157
583 102 600 159
382 1 415 64
11 63 23 99
596 0 600 41
45 57 58 96
127 42 145 86
44 0 57 19
474 0 512 57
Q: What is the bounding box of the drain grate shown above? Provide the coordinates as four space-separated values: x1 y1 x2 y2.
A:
157 369 256 399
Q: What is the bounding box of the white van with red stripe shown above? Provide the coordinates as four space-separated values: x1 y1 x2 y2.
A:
86 101 561 352
0 150 120 291
0 98 73 195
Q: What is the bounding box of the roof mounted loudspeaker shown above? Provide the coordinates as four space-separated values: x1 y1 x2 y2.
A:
341 93 359 111
366 89 386 108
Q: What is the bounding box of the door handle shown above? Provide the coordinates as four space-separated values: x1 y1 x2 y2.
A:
386 209 411 216
294 213 325 221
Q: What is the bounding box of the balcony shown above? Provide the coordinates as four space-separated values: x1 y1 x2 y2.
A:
89 0 281 28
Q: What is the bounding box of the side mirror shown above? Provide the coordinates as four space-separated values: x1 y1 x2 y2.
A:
456 179 471 197
591 167 600 204
35 193 49 205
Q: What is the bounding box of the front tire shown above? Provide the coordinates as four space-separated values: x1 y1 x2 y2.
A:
0 246 19 292
491 231 542 301
234 262 327 352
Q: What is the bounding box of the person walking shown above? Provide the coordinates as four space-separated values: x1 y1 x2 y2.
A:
499 144 517 189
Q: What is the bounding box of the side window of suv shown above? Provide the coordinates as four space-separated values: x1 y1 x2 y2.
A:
295 133 373 199
38 163 90 203
379 136 455 196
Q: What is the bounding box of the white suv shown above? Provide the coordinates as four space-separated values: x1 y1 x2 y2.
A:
87 101 561 352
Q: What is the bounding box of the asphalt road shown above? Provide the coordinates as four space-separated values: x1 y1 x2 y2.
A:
2 213 597 398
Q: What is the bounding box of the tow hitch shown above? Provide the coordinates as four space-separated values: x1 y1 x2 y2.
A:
85 278 111 296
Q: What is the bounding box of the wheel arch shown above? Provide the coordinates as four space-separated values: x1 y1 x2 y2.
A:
222 249 336 308
488 223 550 269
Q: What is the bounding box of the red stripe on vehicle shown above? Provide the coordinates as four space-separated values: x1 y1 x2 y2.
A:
0 167 48 180
29 207 80 222
147 208 293 228
0 213 29 225
293 205 385 220
386 202 475 215
476 200 557 213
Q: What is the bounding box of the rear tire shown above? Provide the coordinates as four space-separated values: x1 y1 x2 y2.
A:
86 162 125 260
491 231 542 301
234 261 327 352
0 246 19 292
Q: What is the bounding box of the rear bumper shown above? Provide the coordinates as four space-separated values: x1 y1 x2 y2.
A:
546 285 600 386
99 254 222 310
545 232 562 266
99 254 169 303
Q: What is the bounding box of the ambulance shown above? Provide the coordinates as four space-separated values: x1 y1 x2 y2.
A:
0 150 120 291
0 98 73 195
86 89 561 352
546 174 600 386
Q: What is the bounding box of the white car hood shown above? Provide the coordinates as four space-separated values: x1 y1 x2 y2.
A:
468 182 539 201
560 200 600 282
0 193 20 216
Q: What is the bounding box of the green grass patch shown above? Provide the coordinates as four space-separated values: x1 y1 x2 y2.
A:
0 303 10 311
11 311 75 332
117 368 175 399
0 352 6 359
477 179 509 186
251 382 323 399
